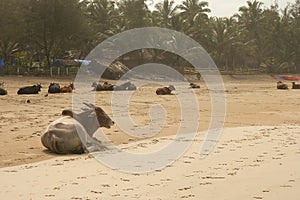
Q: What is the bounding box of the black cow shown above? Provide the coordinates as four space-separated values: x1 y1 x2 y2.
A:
48 83 61 93
292 82 300 89
17 84 42 95
0 88 7 95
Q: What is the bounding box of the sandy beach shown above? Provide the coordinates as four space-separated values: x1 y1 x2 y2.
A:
0 75 299 199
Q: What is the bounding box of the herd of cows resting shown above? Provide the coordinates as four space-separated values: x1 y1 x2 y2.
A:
0 81 202 96
0 80 202 154
3 79 299 154
277 81 300 90
0 82 75 95
1 80 299 95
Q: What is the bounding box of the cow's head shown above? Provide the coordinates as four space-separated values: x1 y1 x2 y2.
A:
36 83 42 91
91 82 98 89
69 83 74 90
62 103 114 135
168 85 175 91
93 106 115 128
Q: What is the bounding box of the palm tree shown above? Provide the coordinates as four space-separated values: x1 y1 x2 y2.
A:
209 17 244 70
178 0 210 25
87 0 121 43
209 17 232 67
237 0 266 63
154 0 178 28
177 0 211 48
117 0 150 29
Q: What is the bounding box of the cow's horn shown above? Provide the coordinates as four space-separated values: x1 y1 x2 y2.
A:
83 102 95 108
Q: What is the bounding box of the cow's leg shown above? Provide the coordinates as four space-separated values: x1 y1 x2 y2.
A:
75 126 107 152
84 136 107 152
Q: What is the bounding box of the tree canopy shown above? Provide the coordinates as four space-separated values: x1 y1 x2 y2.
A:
0 0 299 73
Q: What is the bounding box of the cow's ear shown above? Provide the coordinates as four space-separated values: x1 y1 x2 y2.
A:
62 110 74 117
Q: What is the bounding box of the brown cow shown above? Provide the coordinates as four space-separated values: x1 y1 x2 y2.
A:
60 83 74 93
41 103 114 154
292 82 300 89
156 85 176 95
92 81 114 91
277 81 288 90
190 83 200 89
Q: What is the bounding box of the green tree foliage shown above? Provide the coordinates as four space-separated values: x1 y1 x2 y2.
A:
178 0 211 47
0 0 25 67
87 0 120 43
154 0 178 28
24 0 88 68
117 0 150 29
0 0 299 73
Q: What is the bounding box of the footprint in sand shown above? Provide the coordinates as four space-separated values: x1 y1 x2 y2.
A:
98 172 108 176
228 172 237 176
45 194 55 197
161 178 172 181
199 182 212 185
120 178 130 182
201 176 225 180
123 188 134 191
272 156 282 160
180 194 195 199
31 132 40 136
90 190 102 194
101 184 110 187
53 187 60 190
51 163 64 166
280 184 292 188
254 159 264 163
218 163 227 166
77 177 87 180
147 183 160 187
178 186 192 191
235 160 244 163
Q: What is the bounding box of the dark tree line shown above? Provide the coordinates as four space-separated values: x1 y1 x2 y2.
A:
0 0 299 73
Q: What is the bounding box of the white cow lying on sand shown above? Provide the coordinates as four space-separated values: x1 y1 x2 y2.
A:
41 103 114 154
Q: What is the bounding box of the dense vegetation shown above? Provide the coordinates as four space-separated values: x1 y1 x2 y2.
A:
0 0 299 74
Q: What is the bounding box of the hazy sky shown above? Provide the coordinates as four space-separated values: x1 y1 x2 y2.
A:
149 0 294 17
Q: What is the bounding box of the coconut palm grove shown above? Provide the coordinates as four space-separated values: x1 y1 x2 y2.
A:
0 0 299 75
